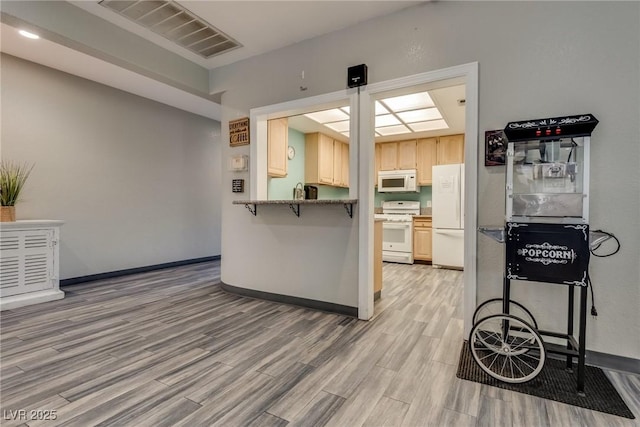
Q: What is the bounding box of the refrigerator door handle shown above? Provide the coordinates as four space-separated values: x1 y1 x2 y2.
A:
455 175 461 225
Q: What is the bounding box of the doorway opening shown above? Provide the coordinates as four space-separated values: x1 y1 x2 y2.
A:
357 62 478 338
371 80 466 319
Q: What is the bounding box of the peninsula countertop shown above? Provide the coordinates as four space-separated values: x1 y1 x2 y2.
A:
233 199 358 217
232 199 358 205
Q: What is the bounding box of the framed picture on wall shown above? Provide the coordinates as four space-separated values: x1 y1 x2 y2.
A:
485 130 507 166
229 117 250 146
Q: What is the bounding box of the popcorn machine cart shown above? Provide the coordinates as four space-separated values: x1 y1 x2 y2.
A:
472 114 605 394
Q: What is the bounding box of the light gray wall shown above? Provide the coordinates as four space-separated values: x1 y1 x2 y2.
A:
212 2 640 359
1 54 222 279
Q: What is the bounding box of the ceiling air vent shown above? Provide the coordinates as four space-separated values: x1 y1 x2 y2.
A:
99 0 241 58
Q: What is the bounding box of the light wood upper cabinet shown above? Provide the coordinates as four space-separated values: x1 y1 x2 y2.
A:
341 142 349 187
379 140 416 171
417 138 437 185
380 142 398 171
376 134 463 187
267 118 288 177
332 140 343 187
374 144 381 185
305 132 334 185
333 140 350 188
437 134 465 165
397 140 417 170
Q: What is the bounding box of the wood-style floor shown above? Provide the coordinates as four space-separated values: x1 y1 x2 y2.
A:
1 260 638 426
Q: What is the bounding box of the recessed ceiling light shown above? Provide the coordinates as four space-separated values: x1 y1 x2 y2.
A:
376 125 412 136
19 30 40 39
375 114 401 127
408 119 449 132
396 108 443 123
381 92 435 112
324 120 350 133
304 109 349 124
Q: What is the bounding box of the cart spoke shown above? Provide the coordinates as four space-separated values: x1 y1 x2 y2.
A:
486 352 502 371
510 336 534 351
500 353 509 377
477 351 501 362
513 353 537 372
512 357 527 377
509 355 515 379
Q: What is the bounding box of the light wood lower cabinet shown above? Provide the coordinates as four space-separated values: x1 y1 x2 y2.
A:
413 217 432 262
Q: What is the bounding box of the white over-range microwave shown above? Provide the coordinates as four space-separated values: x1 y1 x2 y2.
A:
378 169 419 192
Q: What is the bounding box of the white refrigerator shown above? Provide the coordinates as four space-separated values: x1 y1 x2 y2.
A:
432 164 464 269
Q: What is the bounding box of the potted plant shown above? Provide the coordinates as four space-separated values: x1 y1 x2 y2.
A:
0 161 34 222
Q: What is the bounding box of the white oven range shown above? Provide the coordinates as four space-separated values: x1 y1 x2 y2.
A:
374 201 420 264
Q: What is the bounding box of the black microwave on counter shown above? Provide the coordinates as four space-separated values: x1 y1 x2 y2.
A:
304 185 318 199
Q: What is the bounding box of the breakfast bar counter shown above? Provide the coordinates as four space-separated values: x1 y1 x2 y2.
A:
233 199 358 217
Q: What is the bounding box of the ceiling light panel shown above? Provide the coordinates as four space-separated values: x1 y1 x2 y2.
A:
376 125 412 136
396 108 443 123
304 109 349 123
324 121 351 133
99 0 241 58
375 101 389 116
408 119 449 132
375 114 401 127
381 92 435 112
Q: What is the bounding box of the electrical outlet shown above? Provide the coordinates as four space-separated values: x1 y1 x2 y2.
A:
426 201 432 208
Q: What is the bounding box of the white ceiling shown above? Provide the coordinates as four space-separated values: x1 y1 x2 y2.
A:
3 0 470 136
0 22 222 120
71 1 424 70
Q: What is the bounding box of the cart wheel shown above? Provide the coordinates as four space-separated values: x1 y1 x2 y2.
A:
473 298 538 328
469 314 546 384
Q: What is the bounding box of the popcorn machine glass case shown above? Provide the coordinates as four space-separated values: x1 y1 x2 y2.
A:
504 115 598 224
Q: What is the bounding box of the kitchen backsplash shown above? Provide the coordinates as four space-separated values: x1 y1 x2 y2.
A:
375 185 432 208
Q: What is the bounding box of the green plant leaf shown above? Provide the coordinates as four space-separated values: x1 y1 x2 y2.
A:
0 161 34 206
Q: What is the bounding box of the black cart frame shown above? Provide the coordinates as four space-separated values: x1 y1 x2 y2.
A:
505 221 591 393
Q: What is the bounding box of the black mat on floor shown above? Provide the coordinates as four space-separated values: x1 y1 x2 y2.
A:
456 342 635 419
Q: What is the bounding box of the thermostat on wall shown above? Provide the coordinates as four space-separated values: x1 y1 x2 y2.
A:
229 155 248 171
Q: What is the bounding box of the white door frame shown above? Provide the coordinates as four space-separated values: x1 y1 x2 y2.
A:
357 62 479 337
249 90 359 201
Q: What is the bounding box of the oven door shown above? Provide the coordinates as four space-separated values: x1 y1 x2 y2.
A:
382 222 413 253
